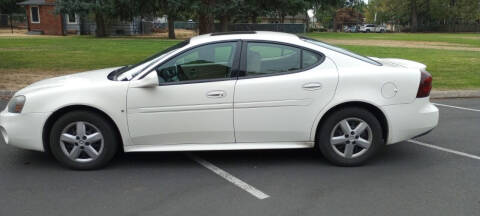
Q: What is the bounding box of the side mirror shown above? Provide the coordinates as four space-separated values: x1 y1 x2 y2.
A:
130 72 159 88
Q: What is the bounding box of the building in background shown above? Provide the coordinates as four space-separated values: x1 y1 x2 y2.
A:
17 0 141 36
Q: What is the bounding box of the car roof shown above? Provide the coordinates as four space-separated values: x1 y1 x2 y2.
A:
189 31 302 45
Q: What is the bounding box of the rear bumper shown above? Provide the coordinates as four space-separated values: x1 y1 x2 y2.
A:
382 97 439 144
0 110 49 151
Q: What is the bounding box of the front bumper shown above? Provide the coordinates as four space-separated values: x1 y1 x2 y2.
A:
0 109 50 151
382 97 439 144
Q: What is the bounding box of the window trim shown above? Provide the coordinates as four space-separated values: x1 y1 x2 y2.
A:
67 13 78 24
238 40 325 79
30 6 40 24
140 40 242 86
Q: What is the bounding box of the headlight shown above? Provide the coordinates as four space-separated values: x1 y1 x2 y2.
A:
7 95 26 113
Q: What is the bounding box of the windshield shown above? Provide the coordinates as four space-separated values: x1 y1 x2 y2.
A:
114 39 190 81
299 36 382 66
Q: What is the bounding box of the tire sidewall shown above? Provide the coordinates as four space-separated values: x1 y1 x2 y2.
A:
49 111 118 170
317 107 384 166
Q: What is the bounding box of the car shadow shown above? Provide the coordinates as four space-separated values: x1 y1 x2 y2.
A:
7 142 427 170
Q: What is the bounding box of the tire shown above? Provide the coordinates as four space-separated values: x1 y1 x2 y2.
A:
49 110 118 170
316 107 384 166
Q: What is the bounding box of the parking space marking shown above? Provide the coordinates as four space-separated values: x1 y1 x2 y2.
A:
186 153 270 200
434 103 480 112
408 140 480 160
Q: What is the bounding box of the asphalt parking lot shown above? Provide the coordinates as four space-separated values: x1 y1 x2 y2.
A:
1 98 479 216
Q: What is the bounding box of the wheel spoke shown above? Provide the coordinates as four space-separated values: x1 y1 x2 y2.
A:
86 132 102 143
353 122 368 135
69 146 81 159
84 146 99 159
339 120 352 134
76 122 86 136
331 136 347 145
60 133 76 143
344 144 354 158
356 138 371 149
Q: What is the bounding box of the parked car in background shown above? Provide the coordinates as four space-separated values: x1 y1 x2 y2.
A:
344 25 359 33
360 24 386 33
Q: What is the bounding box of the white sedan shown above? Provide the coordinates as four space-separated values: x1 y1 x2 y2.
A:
0 31 438 169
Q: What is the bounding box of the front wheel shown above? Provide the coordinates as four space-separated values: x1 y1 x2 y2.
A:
49 111 118 170
316 107 384 166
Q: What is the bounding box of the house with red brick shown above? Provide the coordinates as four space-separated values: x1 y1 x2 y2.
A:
18 0 141 36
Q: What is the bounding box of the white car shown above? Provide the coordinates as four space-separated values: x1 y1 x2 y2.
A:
0 31 438 169
360 24 386 33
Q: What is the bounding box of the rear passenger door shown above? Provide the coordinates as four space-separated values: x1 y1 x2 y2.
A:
233 41 338 143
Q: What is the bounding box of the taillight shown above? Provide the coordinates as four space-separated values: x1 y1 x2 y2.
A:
417 70 432 98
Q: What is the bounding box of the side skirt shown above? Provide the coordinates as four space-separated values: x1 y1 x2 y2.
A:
124 142 315 152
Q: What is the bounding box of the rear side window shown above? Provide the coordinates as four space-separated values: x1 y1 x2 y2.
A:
246 43 301 76
302 50 321 68
245 42 323 77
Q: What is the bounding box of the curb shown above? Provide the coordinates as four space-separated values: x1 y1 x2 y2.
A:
430 90 480 99
1 89 480 100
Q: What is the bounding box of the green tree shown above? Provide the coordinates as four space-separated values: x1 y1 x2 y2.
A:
0 0 23 32
56 0 119 37
0 0 22 14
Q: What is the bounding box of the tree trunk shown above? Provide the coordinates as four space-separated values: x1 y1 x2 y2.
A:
95 12 106 37
199 0 215 34
167 15 175 39
304 10 310 32
251 14 258 24
199 14 208 34
219 15 229 32
410 0 418 32
199 13 214 34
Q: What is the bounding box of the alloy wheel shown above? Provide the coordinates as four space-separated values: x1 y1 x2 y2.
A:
59 121 104 163
329 117 372 159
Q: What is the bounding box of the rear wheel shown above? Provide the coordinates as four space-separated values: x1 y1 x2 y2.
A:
49 111 118 170
316 107 384 166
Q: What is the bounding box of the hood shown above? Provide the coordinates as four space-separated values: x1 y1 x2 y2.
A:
370 57 427 71
16 67 122 95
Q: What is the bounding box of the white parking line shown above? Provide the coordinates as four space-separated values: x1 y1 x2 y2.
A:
186 153 270 200
408 140 480 160
433 103 480 112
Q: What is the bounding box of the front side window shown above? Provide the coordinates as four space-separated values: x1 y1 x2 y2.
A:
246 43 301 76
156 42 237 83
30 6 40 23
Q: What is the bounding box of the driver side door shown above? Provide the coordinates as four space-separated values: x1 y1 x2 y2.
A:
127 41 240 147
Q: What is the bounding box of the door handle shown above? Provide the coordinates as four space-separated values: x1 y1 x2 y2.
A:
302 82 322 90
207 90 226 98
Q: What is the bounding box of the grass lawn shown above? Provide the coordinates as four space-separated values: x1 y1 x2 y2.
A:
0 33 479 90
339 45 480 90
305 32 480 47
0 36 181 71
